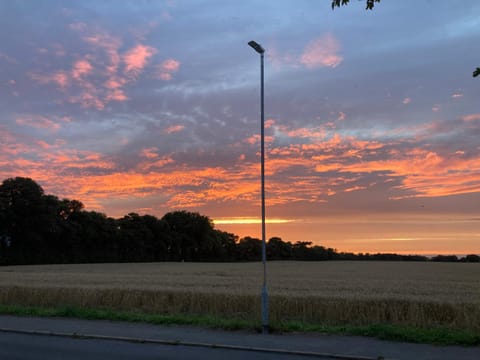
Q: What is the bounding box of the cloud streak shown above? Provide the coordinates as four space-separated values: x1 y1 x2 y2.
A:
300 33 343 68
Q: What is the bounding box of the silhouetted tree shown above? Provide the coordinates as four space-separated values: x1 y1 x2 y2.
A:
292 241 314 260
267 237 292 260
236 236 262 261
214 231 238 261
431 255 459 262
0 177 49 264
162 211 218 261
461 254 480 263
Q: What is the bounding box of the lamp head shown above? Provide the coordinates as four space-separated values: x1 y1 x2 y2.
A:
248 40 265 54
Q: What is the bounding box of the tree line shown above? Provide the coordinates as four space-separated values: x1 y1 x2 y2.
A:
0 177 478 265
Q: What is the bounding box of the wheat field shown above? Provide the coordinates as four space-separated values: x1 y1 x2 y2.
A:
0 261 479 331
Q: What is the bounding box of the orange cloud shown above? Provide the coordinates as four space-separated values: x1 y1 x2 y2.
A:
138 155 175 172
36 140 51 149
286 127 326 139
244 135 260 145
265 119 275 128
300 33 343 69
140 147 159 159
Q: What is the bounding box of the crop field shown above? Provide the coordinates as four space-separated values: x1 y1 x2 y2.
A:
0 261 479 332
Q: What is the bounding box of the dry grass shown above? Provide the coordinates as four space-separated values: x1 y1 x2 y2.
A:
1 261 479 331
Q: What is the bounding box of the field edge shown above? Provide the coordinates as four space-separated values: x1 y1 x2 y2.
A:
0 304 478 346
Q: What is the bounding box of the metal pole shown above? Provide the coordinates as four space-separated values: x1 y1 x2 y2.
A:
260 51 269 335
248 40 268 335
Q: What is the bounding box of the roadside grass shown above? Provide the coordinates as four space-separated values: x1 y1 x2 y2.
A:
1 304 479 346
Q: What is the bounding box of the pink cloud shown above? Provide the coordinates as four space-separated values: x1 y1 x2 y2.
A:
72 59 93 79
105 89 128 102
402 97 412 104
164 125 185 134
16 115 61 131
158 72 172 81
104 77 126 89
85 34 122 76
300 33 343 69
156 59 180 80
123 44 157 75
462 113 480 122
31 26 162 110
36 140 51 149
30 71 69 89
69 90 105 110
161 59 180 72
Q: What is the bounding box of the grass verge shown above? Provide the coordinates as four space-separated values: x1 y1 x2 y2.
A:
0 304 479 346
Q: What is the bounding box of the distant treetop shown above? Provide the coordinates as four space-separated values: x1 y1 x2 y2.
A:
331 0 381 10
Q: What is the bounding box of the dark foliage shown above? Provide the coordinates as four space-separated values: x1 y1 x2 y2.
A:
331 0 380 11
0 177 476 265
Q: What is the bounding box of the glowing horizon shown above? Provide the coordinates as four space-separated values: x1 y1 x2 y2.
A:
213 217 295 225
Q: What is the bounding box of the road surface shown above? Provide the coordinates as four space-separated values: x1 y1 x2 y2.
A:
0 331 331 360
1 315 479 360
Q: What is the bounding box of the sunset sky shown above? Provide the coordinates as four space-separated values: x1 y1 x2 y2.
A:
1 1 479 254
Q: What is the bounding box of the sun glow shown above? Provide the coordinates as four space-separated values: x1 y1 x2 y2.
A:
213 217 295 225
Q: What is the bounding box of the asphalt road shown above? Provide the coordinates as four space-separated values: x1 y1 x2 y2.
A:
0 331 326 360
1 315 479 360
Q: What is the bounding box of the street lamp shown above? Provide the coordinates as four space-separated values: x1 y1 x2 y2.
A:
248 40 268 334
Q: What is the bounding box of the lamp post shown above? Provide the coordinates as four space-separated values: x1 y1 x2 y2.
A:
248 40 268 334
